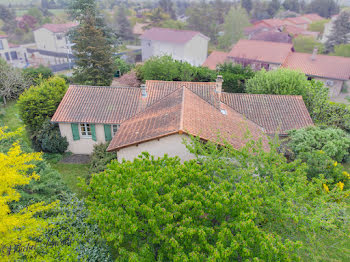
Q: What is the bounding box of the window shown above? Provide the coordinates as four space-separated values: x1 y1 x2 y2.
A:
80 123 92 138
56 34 63 40
10 51 17 60
112 124 119 136
5 52 10 61
0 40 3 50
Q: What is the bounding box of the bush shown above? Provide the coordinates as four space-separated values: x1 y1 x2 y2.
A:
217 62 255 93
292 36 325 53
18 76 67 132
288 126 350 162
308 19 329 33
23 65 53 84
89 143 116 174
35 119 68 153
114 57 133 76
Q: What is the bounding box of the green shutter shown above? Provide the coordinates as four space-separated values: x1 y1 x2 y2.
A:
104 124 112 141
91 124 96 141
71 123 80 141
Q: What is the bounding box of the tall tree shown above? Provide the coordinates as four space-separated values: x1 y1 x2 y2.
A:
325 11 350 52
267 0 280 17
306 0 339 18
159 0 176 19
218 7 250 49
69 0 116 86
241 0 253 14
114 6 134 41
282 0 300 13
0 4 16 34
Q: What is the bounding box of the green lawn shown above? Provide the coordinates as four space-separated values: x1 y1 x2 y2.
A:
0 100 24 130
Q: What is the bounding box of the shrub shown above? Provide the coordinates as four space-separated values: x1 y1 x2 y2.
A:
114 57 133 76
292 35 325 53
288 126 350 162
89 143 116 174
23 65 53 84
35 119 68 153
308 19 329 33
18 76 67 132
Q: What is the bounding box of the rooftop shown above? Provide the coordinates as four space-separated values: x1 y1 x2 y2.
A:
251 31 292 43
140 27 209 44
202 51 229 70
284 16 309 25
38 22 78 33
254 19 286 28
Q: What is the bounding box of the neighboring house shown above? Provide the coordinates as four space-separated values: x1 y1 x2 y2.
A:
253 19 286 30
251 31 292 43
140 27 209 66
52 78 313 160
202 51 229 70
283 17 309 29
226 39 294 70
0 35 28 67
244 24 279 39
282 51 350 97
284 25 320 39
301 13 324 23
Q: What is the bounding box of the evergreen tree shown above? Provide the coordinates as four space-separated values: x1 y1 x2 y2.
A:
159 0 176 20
0 4 16 34
325 12 350 52
306 0 339 18
114 6 134 41
69 0 116 86
267 0 280 17
241 0 253 14
282 0 300 13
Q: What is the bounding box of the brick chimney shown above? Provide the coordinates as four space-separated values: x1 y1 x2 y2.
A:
216 75 223 94
140 84 147 97
311 47 318 61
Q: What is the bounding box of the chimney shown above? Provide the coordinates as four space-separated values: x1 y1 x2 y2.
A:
216 75 223 94
311 47 318 61
140 84 147 97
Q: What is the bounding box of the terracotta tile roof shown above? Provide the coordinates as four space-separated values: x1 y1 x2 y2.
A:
202 51 229 70
140 27 209 43
39 22 78 33
254 19 286 28
8 43 20 48
51 85 142 124
221 93 314 135
282 52 350 80
284 17 309 25
301 13 324 22
107 87 268 151
228 39 293 64
251 31 292 43
284 25 319 38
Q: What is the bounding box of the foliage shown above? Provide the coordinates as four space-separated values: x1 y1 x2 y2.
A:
293 36 325 53
114 57 133 76
288 126 350 162
18 76 67 133
308 19 329 34
158 19 187 30
114 5 134 41
136 56 216 83
145 7 171 27
26 7 52 25
282 0 300 13
331 43 350 57
306 0 339 18
84 136 350 261
35 119 68 153
216 62 255 93
89 143 116 174
0 127 57 261
23 65 53 84
241 0 253 14
0 58 30 104
159 0 176 19
251 1 271 20
218 7 250 50
325 11 350 52
267 0 281 17
0 4 16 33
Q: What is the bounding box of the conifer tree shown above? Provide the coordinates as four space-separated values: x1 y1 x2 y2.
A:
325 12 350 52
114 6 134 41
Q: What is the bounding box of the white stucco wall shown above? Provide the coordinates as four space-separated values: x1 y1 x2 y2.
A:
314 77 344 98
117 134 196 162
183 34 209 66
34 28 69 53
59 123 106 155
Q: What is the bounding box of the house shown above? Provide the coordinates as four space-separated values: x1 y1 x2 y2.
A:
140 27 209 66
202 51 229 70
0 35 28 67
283 17 309 29
244 24 279 39
250 31 292 43
282 51 350 97
226 39 294 70
301 13 324 23
52 78 314 160
284 25 320 39
253 19 286 30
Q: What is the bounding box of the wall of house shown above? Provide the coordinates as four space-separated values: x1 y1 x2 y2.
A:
34 28 69 53
117 134 196 162
184 34 209 66
59 123 106 155
314 77 344 97
142 39 185 63
0 38 10 61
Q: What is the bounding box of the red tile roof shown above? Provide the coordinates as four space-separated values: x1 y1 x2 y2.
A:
284 25 319 38
107 87 268 151
301 13 324 22
251 31 292 43
39 22 78 33
202 51 229 70
284 17 309 25
282 52 350 80
228 39 293 64
140 27 209 43
0 35 8 38
254 19 287 28
221 93 313 135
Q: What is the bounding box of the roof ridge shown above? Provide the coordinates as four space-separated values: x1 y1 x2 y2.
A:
179 87 185 131
70 84 140 89
221 92 303 98
146 80 215 85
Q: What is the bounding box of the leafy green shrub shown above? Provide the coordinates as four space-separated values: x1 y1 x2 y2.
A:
217 62 255 92
18 76 67 132
35 119 68 153
288 126 350 162
308 19 329 33
115 57 133 76
23 65 53 84
89 143 116 174
293 35 325 53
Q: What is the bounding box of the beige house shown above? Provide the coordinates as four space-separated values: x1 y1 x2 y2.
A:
140 27 209 66
52 79 313 161
0 35 28 67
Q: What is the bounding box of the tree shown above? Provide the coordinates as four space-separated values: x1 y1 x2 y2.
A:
306 0 339 18
115 57 133 76
159 0 176 20
325 11 350 52
267 0 281 17
293 36 325 53
282 0 300 13
251 1 270 20
288 126 350 162
0 4 16 33
145 7 170 27
0 128 56 261
89 143 116 174
23 65 53 84
308 19 329 34
114 5 134 41
332 44 350 57
217 62 255 93
84 137 350 260
218 7 250 50
241 0 253 14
